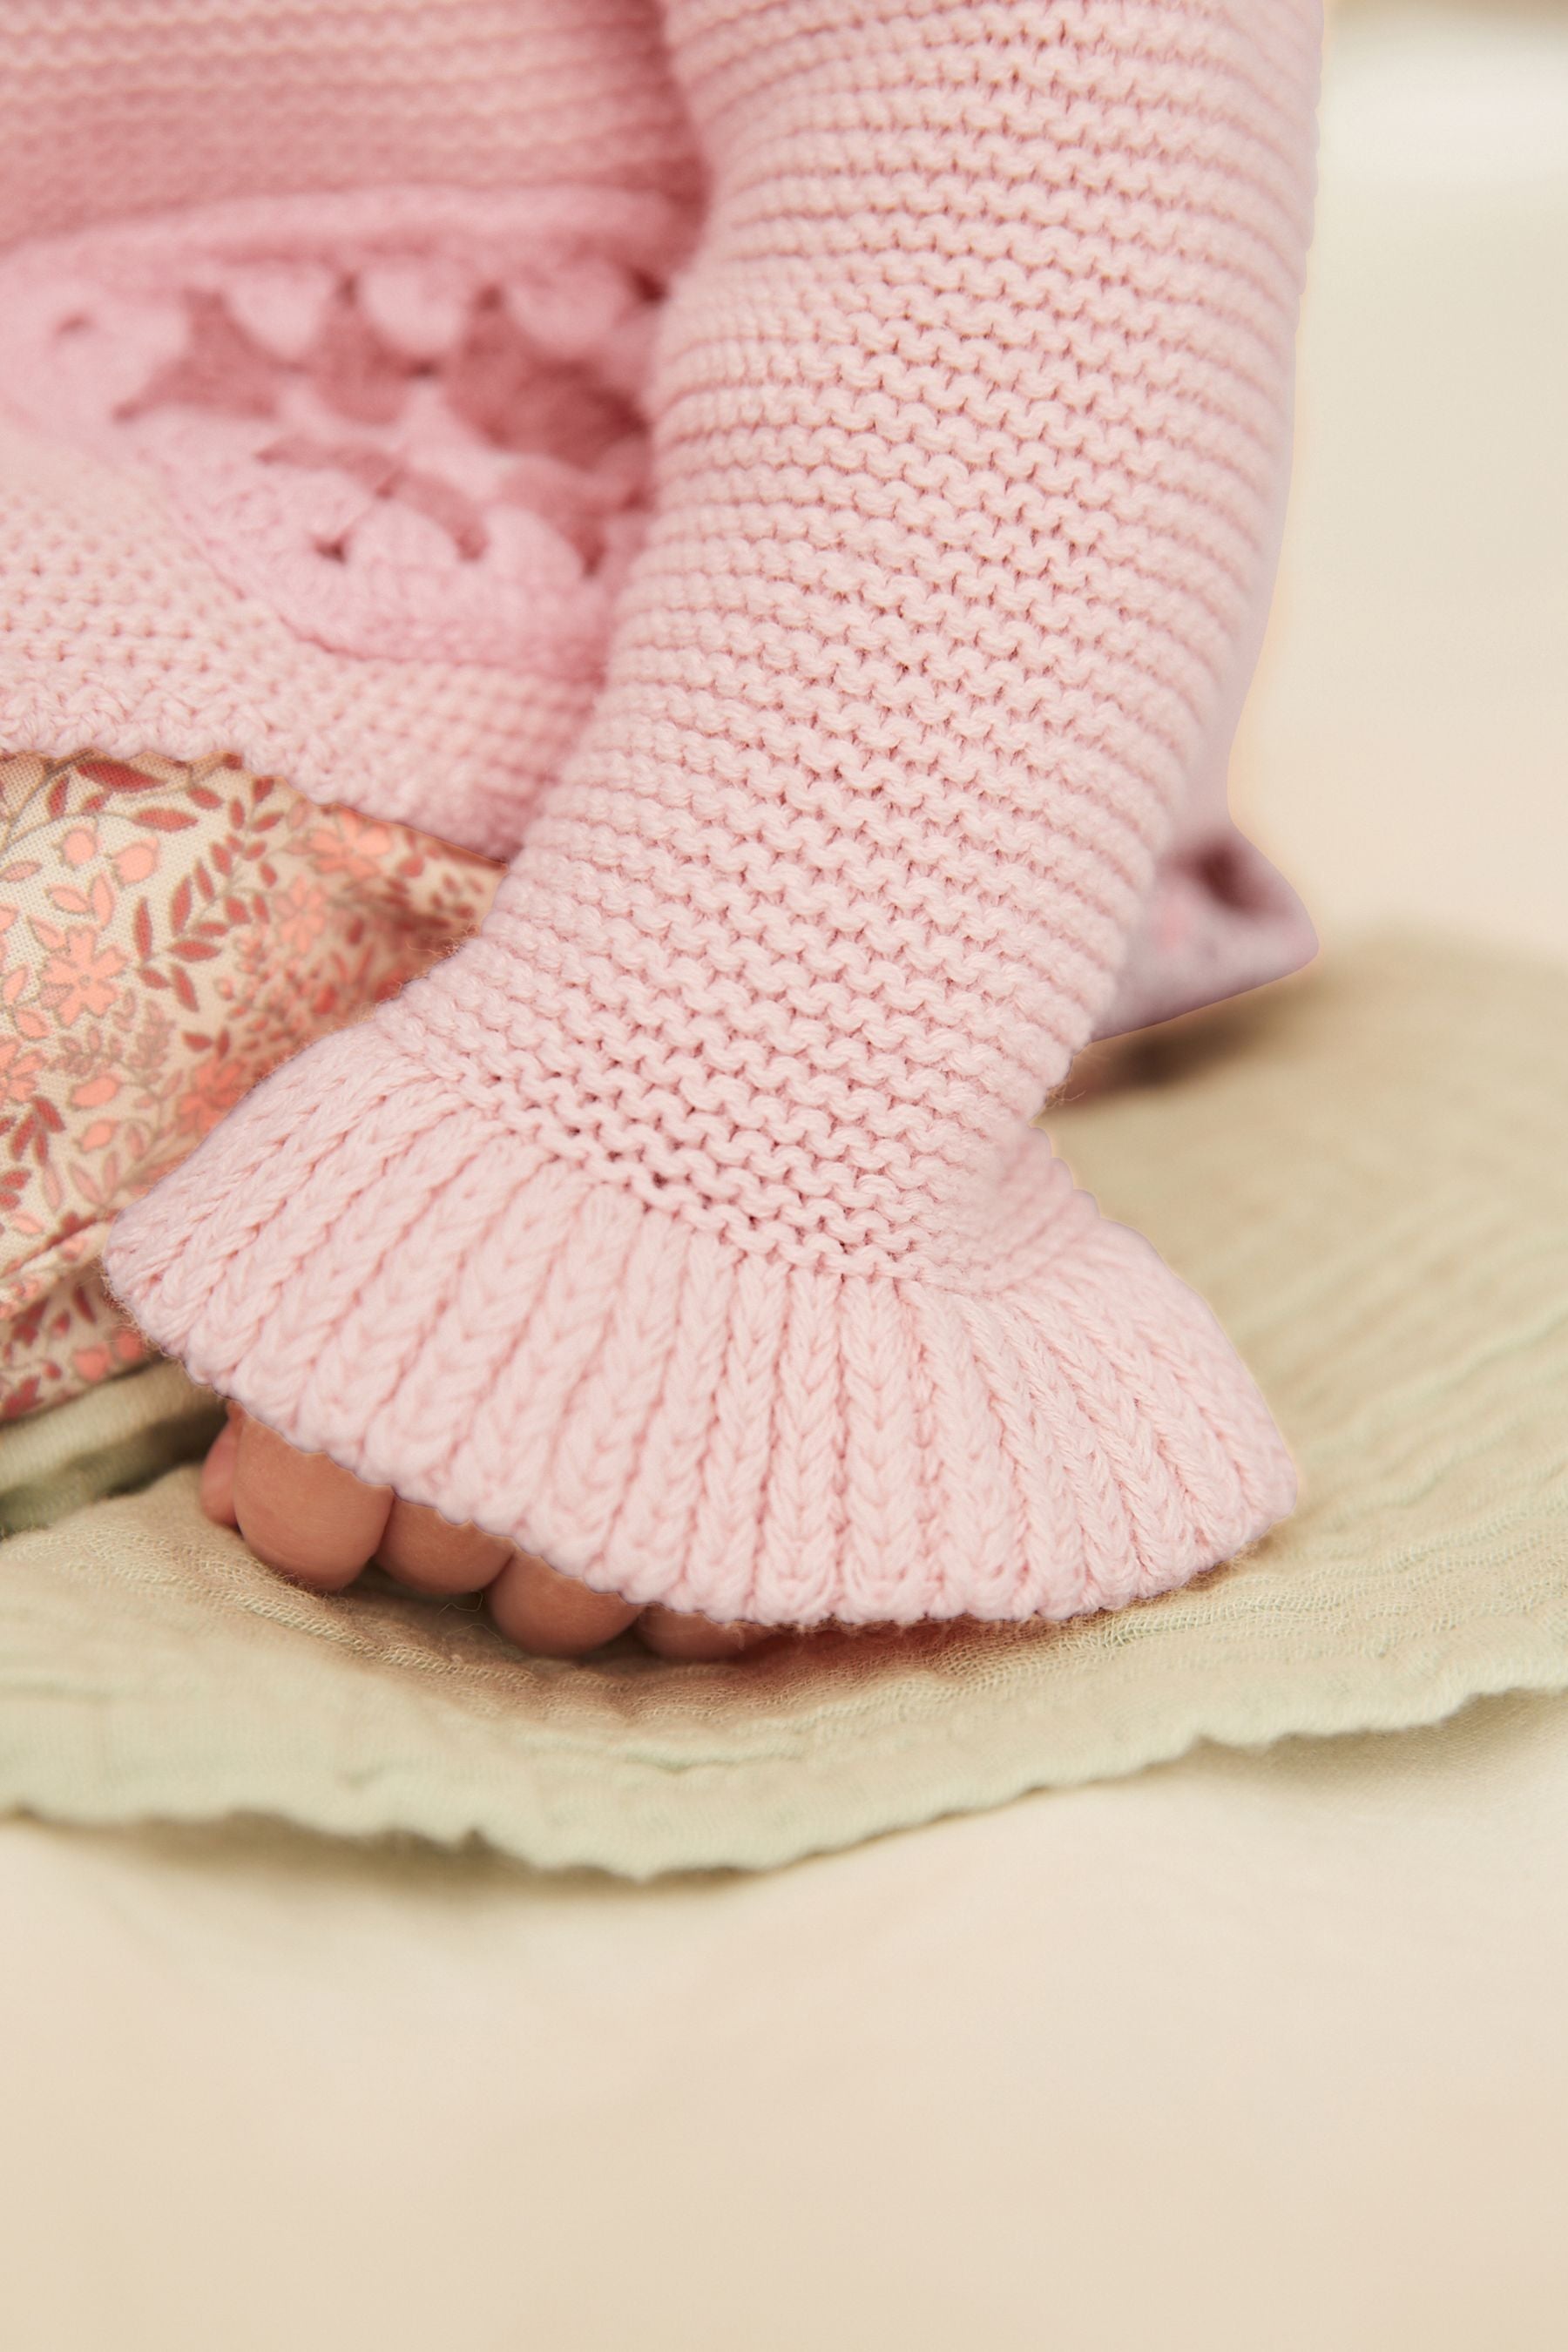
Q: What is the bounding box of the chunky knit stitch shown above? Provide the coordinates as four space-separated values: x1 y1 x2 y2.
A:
0 0 703 855
0 0 1312 1010
105 0 1318 1625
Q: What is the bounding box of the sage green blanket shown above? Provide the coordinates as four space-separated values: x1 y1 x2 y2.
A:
2 933 1564 1876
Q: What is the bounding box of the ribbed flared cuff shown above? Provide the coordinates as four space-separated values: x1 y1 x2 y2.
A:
105 1018 1295 1626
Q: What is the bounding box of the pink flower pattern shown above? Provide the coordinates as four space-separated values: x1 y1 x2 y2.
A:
0 747 498 1419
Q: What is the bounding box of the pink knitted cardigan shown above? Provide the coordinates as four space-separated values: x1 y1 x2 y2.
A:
91 0 1320 1625
0 0 1312 1028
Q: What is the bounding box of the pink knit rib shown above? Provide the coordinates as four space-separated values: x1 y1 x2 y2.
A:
106 0 1319 1626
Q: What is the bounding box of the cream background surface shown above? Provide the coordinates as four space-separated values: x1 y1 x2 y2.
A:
3 7 1567 2346
4 934 1565 1878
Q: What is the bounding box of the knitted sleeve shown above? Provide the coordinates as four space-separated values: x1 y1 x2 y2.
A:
107 0 1320 1628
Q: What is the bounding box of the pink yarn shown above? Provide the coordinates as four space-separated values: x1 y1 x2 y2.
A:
104 0 1319 1628
0 0 705 860
0 190 687 672
0 0 1313 1011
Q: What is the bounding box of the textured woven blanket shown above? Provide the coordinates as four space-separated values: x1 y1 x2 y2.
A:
2 933 1563 1876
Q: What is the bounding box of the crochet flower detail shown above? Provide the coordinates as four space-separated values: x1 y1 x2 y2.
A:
0 187 691 667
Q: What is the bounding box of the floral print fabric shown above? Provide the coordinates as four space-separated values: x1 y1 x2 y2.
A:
0 747 498 1419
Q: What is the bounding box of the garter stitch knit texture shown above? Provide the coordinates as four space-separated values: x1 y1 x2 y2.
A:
106 0 1320 1627
0 0 1313 1018
0 0 705 856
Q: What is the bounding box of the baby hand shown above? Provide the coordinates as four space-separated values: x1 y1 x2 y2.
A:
200 1405 775 1662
